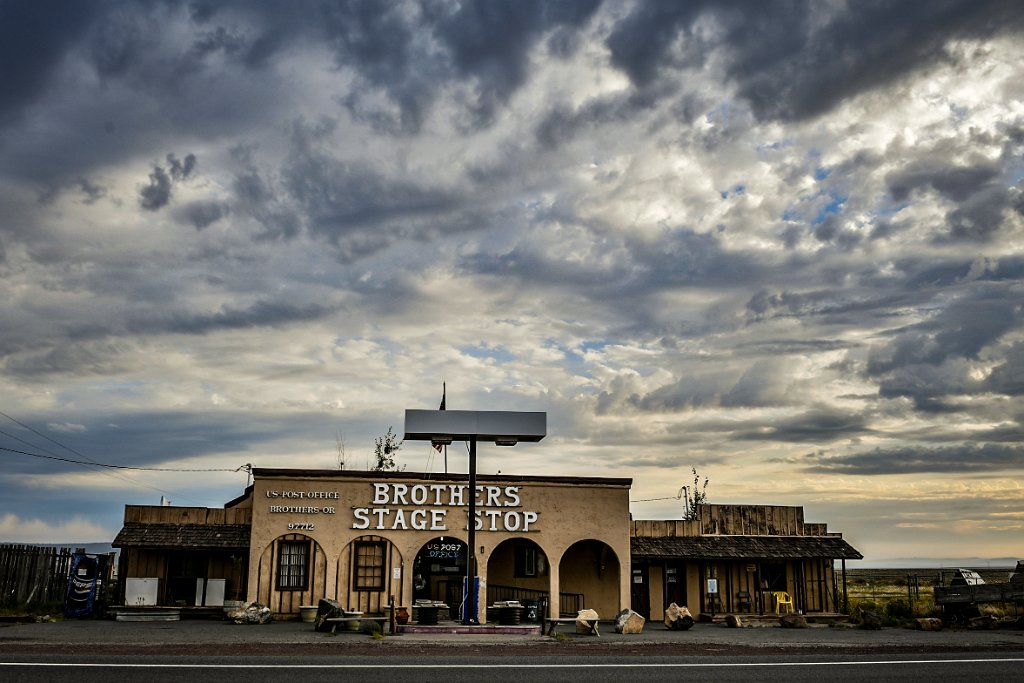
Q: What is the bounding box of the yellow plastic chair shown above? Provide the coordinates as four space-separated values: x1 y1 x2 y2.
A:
773 591 793 614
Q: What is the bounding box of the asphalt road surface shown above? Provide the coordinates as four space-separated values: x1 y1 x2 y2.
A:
2 652 1022 683
3 617 1022 682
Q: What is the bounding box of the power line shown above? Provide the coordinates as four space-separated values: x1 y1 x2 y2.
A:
0 445 245 473
0 409 247 505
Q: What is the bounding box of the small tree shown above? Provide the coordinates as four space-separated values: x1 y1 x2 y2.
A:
335 430 346 470
682 467 709 520
372 426 405 472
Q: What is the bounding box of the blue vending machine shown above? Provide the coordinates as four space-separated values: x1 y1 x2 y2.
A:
461 576 480 623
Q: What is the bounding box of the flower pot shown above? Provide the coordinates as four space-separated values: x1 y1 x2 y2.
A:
395 606 410 625
299 605 318 623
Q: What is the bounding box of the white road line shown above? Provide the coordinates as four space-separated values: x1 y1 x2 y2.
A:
1 658 1022 669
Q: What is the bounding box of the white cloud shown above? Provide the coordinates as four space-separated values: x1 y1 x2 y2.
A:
0 513 112 544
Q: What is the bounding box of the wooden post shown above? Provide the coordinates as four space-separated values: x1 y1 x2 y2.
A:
841 559 848 614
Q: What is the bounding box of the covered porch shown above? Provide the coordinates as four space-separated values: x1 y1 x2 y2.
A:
631 533 862 620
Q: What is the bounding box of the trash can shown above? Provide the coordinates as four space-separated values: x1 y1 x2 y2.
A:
523 600 540 623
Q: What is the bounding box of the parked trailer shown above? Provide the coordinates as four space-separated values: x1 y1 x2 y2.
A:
934 583 1024 622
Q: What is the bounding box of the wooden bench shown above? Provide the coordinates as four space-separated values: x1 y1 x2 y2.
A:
544 616 600 637
322 616 386 634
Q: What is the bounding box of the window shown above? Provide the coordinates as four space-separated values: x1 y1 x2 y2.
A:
353 541 387 591
277 541 310 590
514 543 542 578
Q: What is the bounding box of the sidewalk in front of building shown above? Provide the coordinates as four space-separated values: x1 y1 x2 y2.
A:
2 617 1023 652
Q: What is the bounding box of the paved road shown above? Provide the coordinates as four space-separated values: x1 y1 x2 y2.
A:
2 617 1022 682
2 652 1022 683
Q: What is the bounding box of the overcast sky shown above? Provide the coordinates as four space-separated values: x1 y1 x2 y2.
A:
1 0 1022 565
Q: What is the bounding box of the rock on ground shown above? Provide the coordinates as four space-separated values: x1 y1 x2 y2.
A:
859 609 882 630
664 603 694 631
614 608 645 634
227 602 272 625
779 613 807 629
576 608 600 634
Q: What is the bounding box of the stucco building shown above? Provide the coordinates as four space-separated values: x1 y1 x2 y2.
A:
114 466 861 623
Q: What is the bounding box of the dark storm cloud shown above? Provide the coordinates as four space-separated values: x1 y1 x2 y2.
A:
606 0 1024 122
866 290 1020 376
535 87 679 149
82 300 335 339
76 177 106 205
168 153 196 181
0 409 338 475
139 165 172 211
463 227 764 295
3 300 337 378
0 0 97 124
320 0 428 132
986 342 1024 396
156 300 333 335
277 122 467 255
887 159 1010 241
733 409 871 443
854 281 1024 413
175 200 229 230
887 161 1000 204
432 0 601 127
803 443 1024 475
139 153 197 211
315 0 598 132
945 185 1011 241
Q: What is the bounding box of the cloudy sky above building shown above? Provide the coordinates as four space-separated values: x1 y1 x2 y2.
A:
2 0 1022 564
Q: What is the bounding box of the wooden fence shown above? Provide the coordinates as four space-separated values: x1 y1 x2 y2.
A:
0 544 79 606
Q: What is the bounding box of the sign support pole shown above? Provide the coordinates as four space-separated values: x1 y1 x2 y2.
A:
464 435 478 624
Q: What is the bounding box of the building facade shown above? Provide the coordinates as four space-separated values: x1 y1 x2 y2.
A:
631 504 862 619
114 468 861 621
117 468 633 621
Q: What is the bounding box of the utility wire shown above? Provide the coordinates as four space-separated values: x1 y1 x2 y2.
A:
0 445 245 472
0 409 246 504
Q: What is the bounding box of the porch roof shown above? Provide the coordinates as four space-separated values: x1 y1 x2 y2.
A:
113 522 251 550
631 534 863 561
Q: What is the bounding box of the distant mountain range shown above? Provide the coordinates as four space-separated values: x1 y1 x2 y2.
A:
855 556 1020 569
31 543 117 556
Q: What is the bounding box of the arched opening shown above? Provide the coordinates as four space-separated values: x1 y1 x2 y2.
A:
339 534 404 615
558 539 621 619
255 533 327 617
486 538 549 622
412 536 467 609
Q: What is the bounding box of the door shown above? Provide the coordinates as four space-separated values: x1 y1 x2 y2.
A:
630 563 650 619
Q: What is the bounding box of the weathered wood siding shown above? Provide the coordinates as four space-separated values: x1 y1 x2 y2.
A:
123 505 251 525
632 504 832 538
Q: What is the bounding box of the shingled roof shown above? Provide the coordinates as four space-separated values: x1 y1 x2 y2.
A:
113 523 251 550
631 534 862 560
